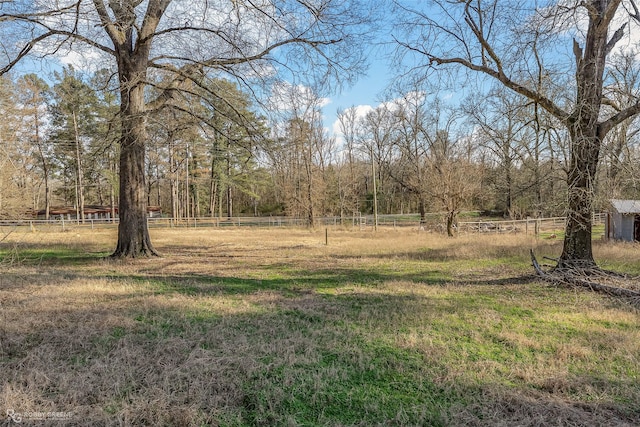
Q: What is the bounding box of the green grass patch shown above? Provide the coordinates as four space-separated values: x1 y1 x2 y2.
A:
0 245 107 264
242 339 458 426
0 228 638 426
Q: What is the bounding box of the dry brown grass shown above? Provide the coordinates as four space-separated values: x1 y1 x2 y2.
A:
0 226 638 426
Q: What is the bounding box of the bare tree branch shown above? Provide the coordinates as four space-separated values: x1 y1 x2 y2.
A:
427 51 570 122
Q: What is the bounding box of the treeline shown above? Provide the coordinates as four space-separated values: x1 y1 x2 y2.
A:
1 67 639 229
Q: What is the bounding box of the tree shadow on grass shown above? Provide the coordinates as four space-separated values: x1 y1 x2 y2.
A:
164 270 536 296
2 278 638 427
447 384 639 427
0 241 108 266
114 265 460 299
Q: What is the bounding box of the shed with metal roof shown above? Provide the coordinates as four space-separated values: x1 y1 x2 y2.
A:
605 199 640 242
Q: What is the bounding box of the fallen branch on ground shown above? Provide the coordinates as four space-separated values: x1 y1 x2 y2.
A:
530 249 640 306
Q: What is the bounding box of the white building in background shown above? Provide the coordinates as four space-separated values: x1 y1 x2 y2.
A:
606 199 640 242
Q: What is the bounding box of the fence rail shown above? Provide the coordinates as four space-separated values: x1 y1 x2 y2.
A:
0 213 607 236
459 213 607 235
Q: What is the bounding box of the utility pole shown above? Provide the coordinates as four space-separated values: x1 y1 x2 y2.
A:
371 145 378 231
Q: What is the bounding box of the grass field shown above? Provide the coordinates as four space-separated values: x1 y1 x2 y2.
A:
0 227 638 426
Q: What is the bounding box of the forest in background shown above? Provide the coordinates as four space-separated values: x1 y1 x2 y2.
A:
1 64 639 229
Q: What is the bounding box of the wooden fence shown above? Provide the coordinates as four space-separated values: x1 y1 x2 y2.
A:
457 214 607 236
0 213 607 236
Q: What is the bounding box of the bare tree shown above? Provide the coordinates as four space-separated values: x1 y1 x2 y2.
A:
336 107 365 222
599 50 640 199
394 0 640 268
424 124 481 236
0 76 33 218
388 90 455 225
384 91 427 224
358 104 396 218
465 84 567 218
1 0 373 257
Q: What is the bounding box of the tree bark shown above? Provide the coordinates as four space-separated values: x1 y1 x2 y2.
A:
112 105 158 257
112 113 158 256
446 211 456 237
558 1 611 268
91 0 168 257
419 198 426 225
558 128 600 268
111 59 158 257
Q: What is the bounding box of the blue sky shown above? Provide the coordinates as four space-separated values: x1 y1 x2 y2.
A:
321 53 395 139
5 0 399 144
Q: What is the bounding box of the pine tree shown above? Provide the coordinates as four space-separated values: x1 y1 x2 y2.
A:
49 66 100 222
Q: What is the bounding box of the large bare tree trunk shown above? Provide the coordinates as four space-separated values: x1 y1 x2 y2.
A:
445 211 456 237
558 2 610 268
113 111 157 256
559 129 601 267
111 62 158 257
101 0 169 258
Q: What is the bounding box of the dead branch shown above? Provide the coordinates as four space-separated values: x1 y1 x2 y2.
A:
530 249 640 305
530 249 545 276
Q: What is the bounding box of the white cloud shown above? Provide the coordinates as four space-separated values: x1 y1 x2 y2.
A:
346 104 375 119
330 103 376 146
552 1 640 57
613 1 640 56
265 80 331 137
268 80 330 124
57 48 108 72
329 90 435 146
